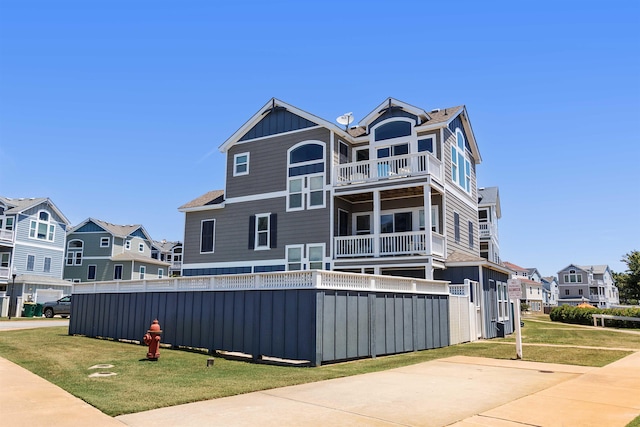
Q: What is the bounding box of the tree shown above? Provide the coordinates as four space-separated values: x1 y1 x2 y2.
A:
613 251 640 304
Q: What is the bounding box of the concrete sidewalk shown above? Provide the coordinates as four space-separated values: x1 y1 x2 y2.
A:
0 319 69 331
1 350 639 427
116 353 640 427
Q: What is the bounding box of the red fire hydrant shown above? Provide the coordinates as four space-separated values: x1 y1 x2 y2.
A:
143 319 163 361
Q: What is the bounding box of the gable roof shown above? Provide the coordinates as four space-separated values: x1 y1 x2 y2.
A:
152 240 181 252
357 97 432 128
577 265 610 275
557 264 588 274
178 190 225 212
477 187 501 218
69 218 152 240
0 196 70 225
218 98 352 153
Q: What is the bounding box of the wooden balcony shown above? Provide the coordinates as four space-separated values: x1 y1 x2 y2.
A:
335 152 442 187
335 231 445 258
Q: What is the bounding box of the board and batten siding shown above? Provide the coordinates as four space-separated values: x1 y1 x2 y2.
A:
69 288 450 365
183 196 331 266
226 127 331 199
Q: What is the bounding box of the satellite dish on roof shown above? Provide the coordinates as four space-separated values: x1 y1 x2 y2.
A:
336 112 354 130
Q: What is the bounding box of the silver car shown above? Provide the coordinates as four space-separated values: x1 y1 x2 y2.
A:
43 296 72 318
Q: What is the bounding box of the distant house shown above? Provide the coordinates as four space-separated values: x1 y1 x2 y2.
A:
504 261 544 312
64 218 170 282
541 276 559 307
557 264 619 308
151 240 183 276
0 197 73 316
477 187 501 264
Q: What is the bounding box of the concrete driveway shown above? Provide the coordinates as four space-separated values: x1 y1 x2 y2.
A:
0 319 69 331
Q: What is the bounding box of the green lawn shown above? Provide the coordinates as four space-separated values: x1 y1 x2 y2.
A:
0 322 634 416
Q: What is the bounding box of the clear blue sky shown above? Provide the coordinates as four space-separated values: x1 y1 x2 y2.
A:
1 1 638 277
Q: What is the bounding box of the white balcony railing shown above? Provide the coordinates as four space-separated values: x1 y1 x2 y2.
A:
479 222 498 239
72 270 451 296
335 152 442 186
0 229 14 243
170 261 182 269
335 231 445 258
0 267 9 279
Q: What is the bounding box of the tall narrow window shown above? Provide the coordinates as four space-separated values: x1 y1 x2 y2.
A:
158 268 164 278
138 243 144 253
87 265 97 280
139 266 146 279
339 141 349 164
200 219 215 253
287 245 303 271
468 221 474 248
114 265 123 280
255 214 270 250
43 257 51 273
451 129 471 193
454 212 460 243
27 254 35 271
0 253 9 268
287 142 325 211
233 152 250 176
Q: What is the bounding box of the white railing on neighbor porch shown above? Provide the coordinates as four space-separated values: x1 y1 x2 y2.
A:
170 261 182 270
0 267 9 279
479 222 497 239
335 152 442 186
335 231 445 258
0 229 14 243
72 270 450 296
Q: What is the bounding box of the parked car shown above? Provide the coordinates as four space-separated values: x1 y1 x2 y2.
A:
43 296 72 318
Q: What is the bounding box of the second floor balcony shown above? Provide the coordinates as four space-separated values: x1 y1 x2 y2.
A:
0 229 14 245
0 266 10 280
479 221 498 240
335 230 445 259
335 152 442 187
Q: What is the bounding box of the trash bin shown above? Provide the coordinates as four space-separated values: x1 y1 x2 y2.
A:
22 302 36 318
496 322 505 338
34 303 43 317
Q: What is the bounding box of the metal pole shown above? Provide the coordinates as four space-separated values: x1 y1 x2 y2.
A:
8 273 16 320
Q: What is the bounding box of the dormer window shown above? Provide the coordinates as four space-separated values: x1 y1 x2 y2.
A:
29 210 55 241
451 128 471 193
564 269 583 283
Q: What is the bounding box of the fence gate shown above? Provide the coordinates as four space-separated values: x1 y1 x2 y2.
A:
448 281 475 344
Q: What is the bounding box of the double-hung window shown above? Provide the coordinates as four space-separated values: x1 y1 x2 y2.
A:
233 152 249 176
451 129 471 193
43 257 51 273
139 266 146 280
26 254 35 271
255 214 270 250
286 243 324 270
287 142 326 211
100 237 110 247
87 265 97 280
66 240 83 265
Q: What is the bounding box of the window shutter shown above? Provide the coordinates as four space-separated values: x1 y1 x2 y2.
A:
248 215 255 249
270 213 277 248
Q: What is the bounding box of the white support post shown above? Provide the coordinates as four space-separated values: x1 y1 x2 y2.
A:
423 184 432 255
373 190 380 257
513 298 523 360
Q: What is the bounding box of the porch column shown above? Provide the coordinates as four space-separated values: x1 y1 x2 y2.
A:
373 190 381 257
423 185 432 255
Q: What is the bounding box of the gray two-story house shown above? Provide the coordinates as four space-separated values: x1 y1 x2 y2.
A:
0 197 72 316
179 97 512 338
64 218 169 282
557 264 619 308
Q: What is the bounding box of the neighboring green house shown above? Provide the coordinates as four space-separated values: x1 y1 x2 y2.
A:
64 218 170 282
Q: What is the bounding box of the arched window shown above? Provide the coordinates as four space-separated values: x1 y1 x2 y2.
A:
66 240 83 265
451 128 471 193
287 141 326 211
29 210 55 241
374 121 412 141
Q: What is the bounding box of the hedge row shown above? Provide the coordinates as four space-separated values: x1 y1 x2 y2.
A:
550 305 640 328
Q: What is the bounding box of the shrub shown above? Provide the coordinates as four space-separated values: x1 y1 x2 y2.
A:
550 305 640 328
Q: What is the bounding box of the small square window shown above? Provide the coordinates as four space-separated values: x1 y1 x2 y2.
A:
100 237 110 247
234 152 250 176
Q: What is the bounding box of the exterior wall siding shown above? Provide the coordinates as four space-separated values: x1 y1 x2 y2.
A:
69 288 450 365
184 197 330 266
12 244 65 278
226 127 331 199
444 189 479 258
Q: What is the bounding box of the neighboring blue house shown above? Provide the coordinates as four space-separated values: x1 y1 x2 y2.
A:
0 197 73 316
63 218 170 282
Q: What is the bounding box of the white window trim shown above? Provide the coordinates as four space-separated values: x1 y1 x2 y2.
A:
158 268 164 278
307 173 326 210
125 240 131 250
451 128 472 194
43 256 52 273
286 140 326 212
287 177 304 212
87 264 97 281
254 213 270 251
233 152 250 177
307 243 325 270
66 240 83 266
138 243 145 253
26 254 35 271
370 117 416 150
286 244 304 271
100 237 110 247
114 264 123 280
417 134 436 156
139 265 146 279
200 219 216 254
28 210 55 242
